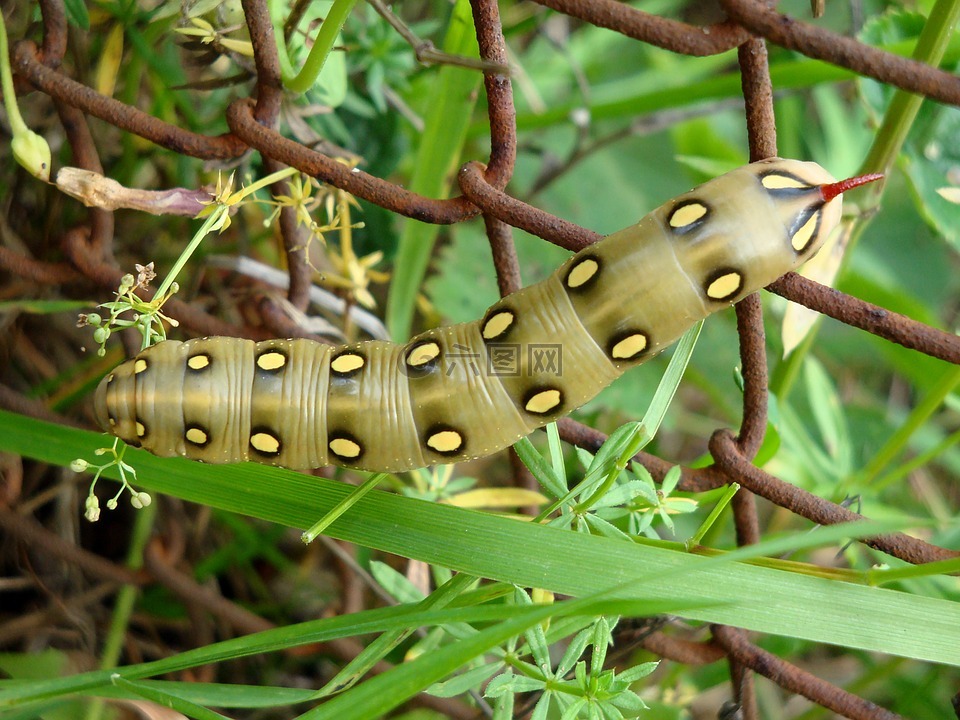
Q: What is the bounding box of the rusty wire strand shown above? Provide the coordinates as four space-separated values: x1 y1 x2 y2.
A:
13 42 251 160
458 161 601 250
639 631 726 665
712 625 905 720
727 44 775 715
721 0 960 106
484 214 523 297
53 100 114 257
228 98 482 222
710 429 960 564
770 272 960 363
728 652 758 720
531 0 752 56
241 0 285 126
36 0 67 68
733 36 778 462
0 246 75 284
262 156 313 312
0 383 84 429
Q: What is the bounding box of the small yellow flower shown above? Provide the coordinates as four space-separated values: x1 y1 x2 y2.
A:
322 188 387 309
174 17 253 57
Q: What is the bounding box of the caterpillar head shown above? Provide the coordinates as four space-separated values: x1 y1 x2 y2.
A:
749 157 881 263
93 341 186 455
94 360 141 446
659 159 881 308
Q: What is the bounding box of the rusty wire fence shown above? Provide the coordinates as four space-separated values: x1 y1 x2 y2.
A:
2 0 960 717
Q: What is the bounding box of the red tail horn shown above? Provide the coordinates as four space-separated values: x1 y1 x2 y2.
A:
819 172 883 203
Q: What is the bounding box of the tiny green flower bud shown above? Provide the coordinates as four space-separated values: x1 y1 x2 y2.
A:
87 313 102 326
84 495 100 521
106 498 118 510
93 327 109 344
11 129 52 182
70 459 89 473
131 491 152 509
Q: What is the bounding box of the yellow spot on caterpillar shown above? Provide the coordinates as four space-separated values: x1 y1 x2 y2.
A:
187 354 210 370
668 202 708 229
482 311 514 340
134 359 148 374
566 257 599 288
108 417 116 426
611 333 648 360
427 430 463 453
762 173 806 190
525 389 562 415
791 211 820 252
329 437 361 459
135 421 145 437
257 351 287 371
331 353 364 374
251 432 281 454
407 342 440 367
706 272 743 301
186 426 208 445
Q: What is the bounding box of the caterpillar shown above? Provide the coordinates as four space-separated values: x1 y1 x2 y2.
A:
93 158 877 473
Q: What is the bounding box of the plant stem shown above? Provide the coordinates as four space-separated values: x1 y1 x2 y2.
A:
283 0 359 93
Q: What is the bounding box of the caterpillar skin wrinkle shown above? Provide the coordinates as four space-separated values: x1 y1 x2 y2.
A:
94 159 878 472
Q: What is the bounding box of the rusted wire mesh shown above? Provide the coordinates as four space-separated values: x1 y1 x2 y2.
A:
2 0 960 717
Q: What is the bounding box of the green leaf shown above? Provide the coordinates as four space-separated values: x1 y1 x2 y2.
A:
425 661 500 697
514 436 567 498
370 560 425 603
2 410 960 668
858 10 960 248
803 357 853 476
63 0 91 30
113 677 233 720
385 0 484 340
0 300 96 315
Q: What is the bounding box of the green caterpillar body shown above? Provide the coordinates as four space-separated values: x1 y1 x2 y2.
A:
94 159 846 472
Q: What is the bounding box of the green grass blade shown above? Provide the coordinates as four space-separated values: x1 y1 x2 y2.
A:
641 320 702 440
385 0 484 340
113 677 233 720
849 365 960 491
0 601 682 709
2 410 960 666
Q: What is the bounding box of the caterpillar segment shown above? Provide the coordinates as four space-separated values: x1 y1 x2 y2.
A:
94 159 879 472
